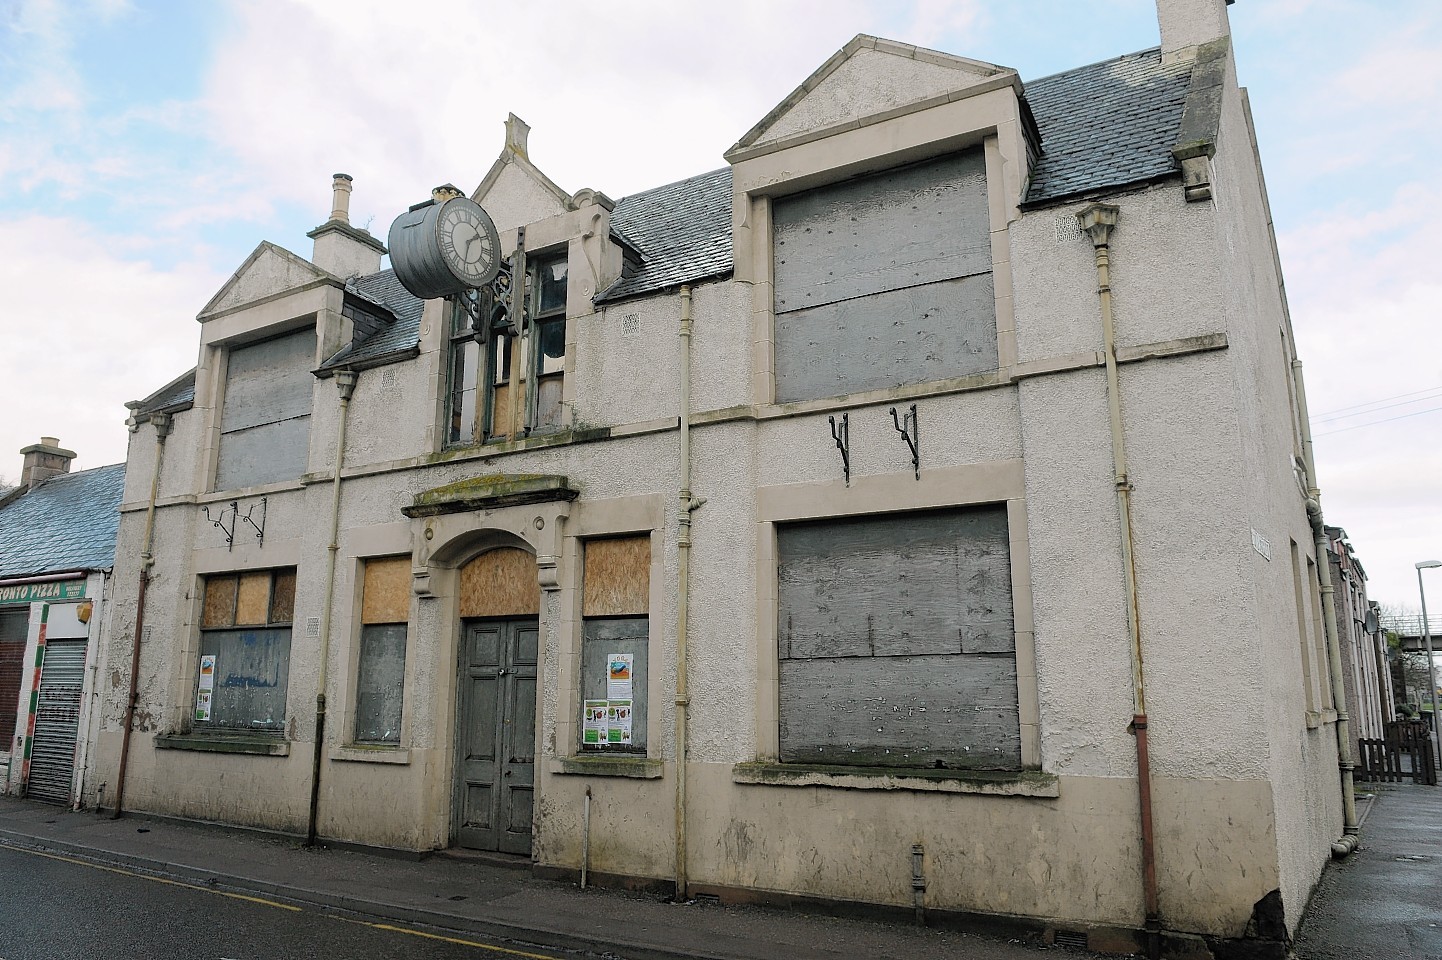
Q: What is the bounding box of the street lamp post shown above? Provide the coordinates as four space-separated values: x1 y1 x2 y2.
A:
1417 560 1442 767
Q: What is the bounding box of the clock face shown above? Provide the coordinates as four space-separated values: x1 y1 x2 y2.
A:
437 199 500 287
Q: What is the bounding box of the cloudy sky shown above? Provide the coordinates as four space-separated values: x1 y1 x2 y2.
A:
1 0 1438 605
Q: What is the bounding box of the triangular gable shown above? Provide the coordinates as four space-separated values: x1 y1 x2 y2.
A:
198 241 337 319
473 114 575 234
729 35 1017 158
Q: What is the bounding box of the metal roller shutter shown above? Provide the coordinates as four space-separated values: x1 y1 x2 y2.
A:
27 639 86 805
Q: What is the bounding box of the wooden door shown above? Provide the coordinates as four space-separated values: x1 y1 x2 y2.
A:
456 618 538 853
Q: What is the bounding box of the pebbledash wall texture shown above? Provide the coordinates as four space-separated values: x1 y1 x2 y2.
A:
87 2 1350 956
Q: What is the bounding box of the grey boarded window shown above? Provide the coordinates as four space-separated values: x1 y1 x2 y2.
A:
771 149 996 403
355 556 410 744
215 327 315 490
196 569 294 733
776 506 1020 770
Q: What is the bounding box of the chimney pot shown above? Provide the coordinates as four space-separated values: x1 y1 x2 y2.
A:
330 173 354 224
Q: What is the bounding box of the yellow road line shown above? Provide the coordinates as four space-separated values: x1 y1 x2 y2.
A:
333 916 563 959
3 844 302 912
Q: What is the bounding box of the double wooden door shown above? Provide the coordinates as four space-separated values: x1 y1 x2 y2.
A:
455 618 538 853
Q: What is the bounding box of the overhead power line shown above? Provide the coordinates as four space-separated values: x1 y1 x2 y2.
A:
1313 403 1442 437
1311 385 1442 421
1312 390 1442 424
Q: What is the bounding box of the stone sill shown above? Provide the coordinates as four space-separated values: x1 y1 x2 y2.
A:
155 734 290 757
733 762 1059 797
1306 709 1339 729
551 755 663 779
330 745 411 765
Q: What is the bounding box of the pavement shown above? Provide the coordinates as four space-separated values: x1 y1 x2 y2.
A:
1292 781 1442 960
0 796 1079 960
3 785 1439 960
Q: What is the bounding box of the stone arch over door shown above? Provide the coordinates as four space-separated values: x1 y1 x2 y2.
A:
400 474 577 852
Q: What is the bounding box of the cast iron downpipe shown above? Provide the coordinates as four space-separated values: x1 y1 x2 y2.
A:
112 412 172 819
673 285 701 900
1078 205 1162 959
1292 359 1359 855
307 369 358 846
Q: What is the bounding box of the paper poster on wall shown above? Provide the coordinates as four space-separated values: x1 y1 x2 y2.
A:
195 690 212 721
607 654 633 700
199 655 217 691
606 699 633 745
582 700 609 744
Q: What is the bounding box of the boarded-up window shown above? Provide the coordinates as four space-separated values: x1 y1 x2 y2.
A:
0 607 28 748
776 506 1020 770
215 327 315 490
196 569 295 733
580 536 650 753
771 149 996 403
355 556 410 744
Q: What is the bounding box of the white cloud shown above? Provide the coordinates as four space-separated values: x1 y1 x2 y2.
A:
0 216 222 473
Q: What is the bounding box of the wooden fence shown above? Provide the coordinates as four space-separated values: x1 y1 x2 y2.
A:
1357 720 1438 785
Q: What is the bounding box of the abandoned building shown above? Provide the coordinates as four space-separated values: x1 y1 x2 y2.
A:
86 1 1355 954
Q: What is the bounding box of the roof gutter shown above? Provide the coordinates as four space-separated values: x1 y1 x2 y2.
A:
0 570 93 587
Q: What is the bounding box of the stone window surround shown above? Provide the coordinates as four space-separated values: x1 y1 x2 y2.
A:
752 459 1041 771
336 525 417 761
195 281 342 496
728 78 1032 409
550 493 667 778
425 200 618 455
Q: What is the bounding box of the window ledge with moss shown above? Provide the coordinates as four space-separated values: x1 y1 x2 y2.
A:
732 762 1058 797
155 733 290 757
330 744 411 765
551 755 664 779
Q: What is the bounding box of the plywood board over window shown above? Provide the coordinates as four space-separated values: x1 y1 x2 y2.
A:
460 547 539 619
362 556 412 625
582 536 651 618
215 327 315 489
776 506 1020 770
771 148 997 403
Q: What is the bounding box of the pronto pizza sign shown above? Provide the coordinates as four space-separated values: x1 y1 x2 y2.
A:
0 580 86 604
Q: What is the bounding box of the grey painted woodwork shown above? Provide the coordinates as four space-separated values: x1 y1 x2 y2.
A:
774 273 997 402
771 149 997 403
779 655 1021 769
195 627 291 732
580 617 648 753
456 618 537 854
354 623 407 744
776 507 1021 769
216 327 314 490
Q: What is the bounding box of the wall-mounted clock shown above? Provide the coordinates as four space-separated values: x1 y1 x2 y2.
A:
388 195 502 300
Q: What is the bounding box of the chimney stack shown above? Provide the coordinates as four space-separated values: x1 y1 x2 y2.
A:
307 173 386 278
19 437 76 489
1157 0 1233 64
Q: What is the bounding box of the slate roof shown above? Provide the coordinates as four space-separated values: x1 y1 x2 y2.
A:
322 269 426 369
595 167 734 304
0 464 126 578
1022 47 1193 206
134 46 1194 397
133 369 197 416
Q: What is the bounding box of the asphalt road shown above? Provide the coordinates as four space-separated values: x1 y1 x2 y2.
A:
0 845 591 960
